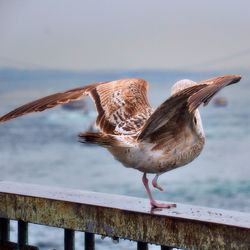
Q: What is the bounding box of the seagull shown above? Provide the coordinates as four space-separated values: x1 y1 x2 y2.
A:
0 74 241 208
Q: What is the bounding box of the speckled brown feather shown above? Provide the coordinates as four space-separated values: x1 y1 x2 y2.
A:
89 78 152 135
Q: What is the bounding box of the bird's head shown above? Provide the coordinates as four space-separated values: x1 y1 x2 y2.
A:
171 79 205 136
171 79 197 96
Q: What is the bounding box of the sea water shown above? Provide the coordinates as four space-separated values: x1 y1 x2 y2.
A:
0 70 249 249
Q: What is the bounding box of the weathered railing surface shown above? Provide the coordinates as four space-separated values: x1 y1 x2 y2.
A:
0 181 249 250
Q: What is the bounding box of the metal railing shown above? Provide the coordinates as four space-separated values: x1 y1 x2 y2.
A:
0 181 249 250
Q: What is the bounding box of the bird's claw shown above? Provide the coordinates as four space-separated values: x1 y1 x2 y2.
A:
150 200 176 209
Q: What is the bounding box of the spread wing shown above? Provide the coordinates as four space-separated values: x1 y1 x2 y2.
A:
138 74 241 144
0 78 152 135
0 83 98 122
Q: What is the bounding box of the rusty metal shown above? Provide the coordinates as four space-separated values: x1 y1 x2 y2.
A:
0 241 39 250
64 229 75 250
0 181 250 250
161 246 173 250
0 218 9 241
18 220 28 248
137 241 148 250
85 232 95 250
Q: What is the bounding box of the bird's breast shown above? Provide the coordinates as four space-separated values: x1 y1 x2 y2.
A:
108 134 205 174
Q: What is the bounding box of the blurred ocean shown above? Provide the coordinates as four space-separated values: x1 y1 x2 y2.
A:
0 69 249 249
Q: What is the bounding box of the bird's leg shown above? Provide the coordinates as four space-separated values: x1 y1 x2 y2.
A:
142 173 176 208
152 174 164 191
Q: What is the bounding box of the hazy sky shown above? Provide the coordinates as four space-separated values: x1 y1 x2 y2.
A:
1 0 250 71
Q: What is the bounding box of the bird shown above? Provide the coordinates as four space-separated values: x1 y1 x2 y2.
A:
0 74 241 208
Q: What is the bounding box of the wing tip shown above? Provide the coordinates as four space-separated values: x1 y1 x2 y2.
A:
231 74 241 83
224 74 241 85
188 74 242 113
0 115 12 123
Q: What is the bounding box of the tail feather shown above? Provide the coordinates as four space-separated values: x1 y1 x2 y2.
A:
78 132 126 147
